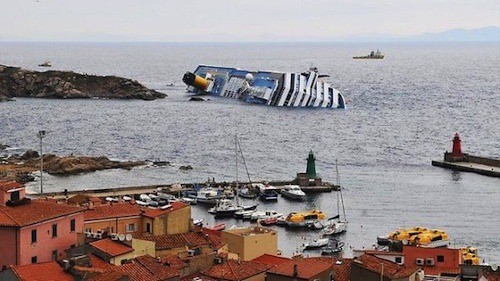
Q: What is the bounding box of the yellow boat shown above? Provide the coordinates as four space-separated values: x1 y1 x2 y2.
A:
285 210 326 223
387 227 450 247
461 247 480 265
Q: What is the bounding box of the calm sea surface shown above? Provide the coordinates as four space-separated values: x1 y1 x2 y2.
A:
1 42 499 262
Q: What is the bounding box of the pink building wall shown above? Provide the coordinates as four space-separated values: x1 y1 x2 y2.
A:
0 227 18 268
17 212 84 265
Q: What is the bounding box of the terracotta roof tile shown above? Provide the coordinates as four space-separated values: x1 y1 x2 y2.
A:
90 254 116 270
160 255 188 269
354 254 418 279
141 231 212 250
0 199 83 227
267 257 334 279
90 255 180 281
83 203 142 221
252 254 292 266
0 181 23 192
331 258 352 281
141 201 188 218
202 259 270 281
423 266 460 276
181 273 217 281
90 238 134 257
11 261 73 281
201 228 224 249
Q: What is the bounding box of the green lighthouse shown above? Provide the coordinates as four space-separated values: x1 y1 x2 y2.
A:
306 150 317 179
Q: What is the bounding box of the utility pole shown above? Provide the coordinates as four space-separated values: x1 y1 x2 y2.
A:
37 130 46 195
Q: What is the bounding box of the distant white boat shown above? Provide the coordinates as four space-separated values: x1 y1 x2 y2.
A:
250 210 283 221
38 61 52 67
303 238 329 249
281 185 306 200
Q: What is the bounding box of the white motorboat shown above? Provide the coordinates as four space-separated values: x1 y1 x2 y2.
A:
321 220 348 236
189 187 223 204
234 209 255 219
122 195 132 201
303 238 329 249
281 185 306 200
321 239 344 255
136 200 149 206
208 199 258 217
180 197 197 205
250 210 283 221
139 194 152 202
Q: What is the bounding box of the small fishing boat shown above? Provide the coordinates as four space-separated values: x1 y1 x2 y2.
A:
234 209 255 219
188 187 224 204
303 238 329 250
260 217 278 226
284 210 327 227
207 223 226 231
321 239 344 255
281 185 306 200
38 61 52 67
239 186 259 199
209 199 258 217
260 187 279 202
321 220 348 236
250 210 283 221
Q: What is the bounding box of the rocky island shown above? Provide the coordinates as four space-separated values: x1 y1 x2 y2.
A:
0 64 166 101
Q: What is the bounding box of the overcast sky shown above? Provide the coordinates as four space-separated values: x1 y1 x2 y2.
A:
1 0 499 42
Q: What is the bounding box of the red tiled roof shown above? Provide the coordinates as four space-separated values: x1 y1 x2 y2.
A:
354 254 418 279
267 257 334 279
0 181 23 192
201 228 224 249
90 255 180 281
83 203 142 221
160 255 188 269
181 273 217 281
482 271 500 281
90 254 116 271
423 266 460 276
252 254 292 266
331 258 352 281
141 231 213 250
90 238 134 257
11 261 73 281
363 250 404 256
202 259 270 281
0 199 83 227
141 201 188 218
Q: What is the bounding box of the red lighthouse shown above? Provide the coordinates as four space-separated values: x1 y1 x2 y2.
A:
451 133 463 157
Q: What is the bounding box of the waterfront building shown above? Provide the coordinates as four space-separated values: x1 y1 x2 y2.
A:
349 254 419 281
0 181 84 267
0 261 73 280
221 226 278 261
402 245 461 278
82 201 191 238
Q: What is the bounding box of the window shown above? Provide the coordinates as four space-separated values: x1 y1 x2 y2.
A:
52 250 58 261
31 256 37 264
146 223 151 234
11 190 20 201
31 229 37 244
52 224 58 237
126 223 136 232
329 272 334 281
437 255 445 262
85 227 92 233
395 257 402 264
70 219 76 232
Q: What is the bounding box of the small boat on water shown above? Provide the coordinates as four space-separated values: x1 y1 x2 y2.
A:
259 184 279 201
208 199 258 217
250 210 283 221
188 187 224 204
321 220 348 236
234 209 255 219
283 210 327 227
353 50 385 59
386 227 450 248
207 223 226 231
239 186 259 199
38 61 52 67
322 160 348 236
260 217 278 226
302 238 329 250
281 185 306 201
321 239 344 255
180 197 197 205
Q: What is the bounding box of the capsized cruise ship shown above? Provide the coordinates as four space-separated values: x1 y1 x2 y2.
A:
182 65 346 109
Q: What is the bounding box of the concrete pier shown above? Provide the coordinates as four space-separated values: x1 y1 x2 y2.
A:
432 160 500 178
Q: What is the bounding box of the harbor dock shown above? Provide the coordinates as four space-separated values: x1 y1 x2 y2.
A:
432 133 500 178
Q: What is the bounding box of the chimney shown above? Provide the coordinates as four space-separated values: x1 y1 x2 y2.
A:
293 264 298 277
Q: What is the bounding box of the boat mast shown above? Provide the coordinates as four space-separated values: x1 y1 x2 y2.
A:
235 134 239 206
238 139 252 183
336 159 347 221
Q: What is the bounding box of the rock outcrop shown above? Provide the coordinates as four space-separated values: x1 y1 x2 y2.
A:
0 64 166 101
40 155 146 175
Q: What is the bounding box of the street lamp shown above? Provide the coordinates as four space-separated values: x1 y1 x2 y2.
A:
37 130 46 195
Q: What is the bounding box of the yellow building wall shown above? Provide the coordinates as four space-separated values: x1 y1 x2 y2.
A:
155 246 188 258
132 239 156 258
222 229 278 261
84 217 143 238
165 206 191 235
110 251 136 266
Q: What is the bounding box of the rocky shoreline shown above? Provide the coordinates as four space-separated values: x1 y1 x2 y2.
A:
0 148 146 182
0 64 166 101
